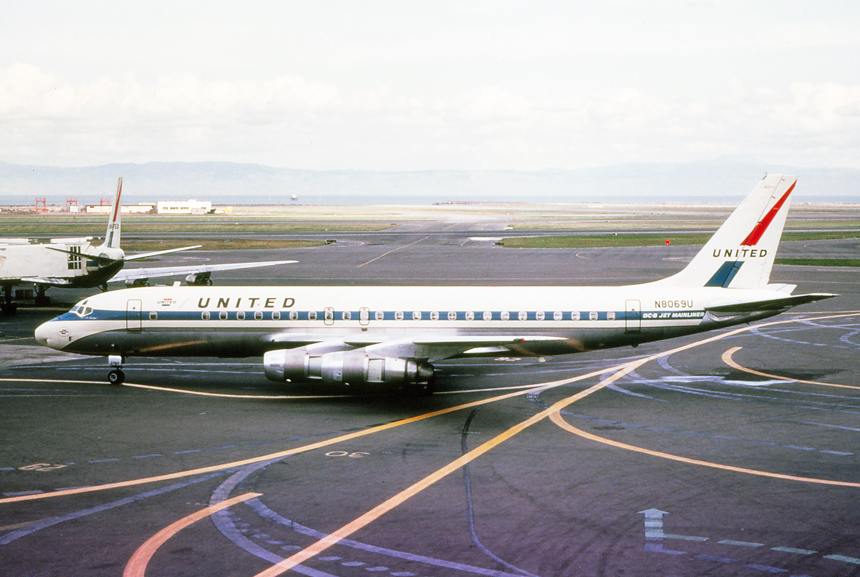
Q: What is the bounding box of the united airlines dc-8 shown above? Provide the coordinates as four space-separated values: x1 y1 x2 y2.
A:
35 175 835 391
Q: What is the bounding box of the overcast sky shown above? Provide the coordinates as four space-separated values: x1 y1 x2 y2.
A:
1 1 859 171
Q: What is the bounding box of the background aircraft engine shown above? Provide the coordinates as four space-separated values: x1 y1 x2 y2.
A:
263 349 434 386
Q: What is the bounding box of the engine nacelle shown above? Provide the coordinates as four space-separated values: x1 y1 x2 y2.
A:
186 272 212 286
263 349 434 386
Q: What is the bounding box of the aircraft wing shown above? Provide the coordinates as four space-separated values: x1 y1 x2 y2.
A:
124 246 202 261
353 335 570 361
21 277 75 287
705 292 837 314
110 260 297 284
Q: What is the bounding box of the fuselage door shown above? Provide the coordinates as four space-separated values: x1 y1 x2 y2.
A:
625 299 641 333
127 299 142 332
359 307 370 326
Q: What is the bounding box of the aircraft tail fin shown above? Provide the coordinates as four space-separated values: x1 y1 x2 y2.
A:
659 174 797 289
102 177 123 250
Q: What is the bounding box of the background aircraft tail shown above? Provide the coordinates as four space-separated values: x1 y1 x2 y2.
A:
659 174 796 289
101 177 123 250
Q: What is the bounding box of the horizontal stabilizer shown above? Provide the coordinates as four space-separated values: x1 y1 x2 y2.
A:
705 293 837 314
45 246 119 265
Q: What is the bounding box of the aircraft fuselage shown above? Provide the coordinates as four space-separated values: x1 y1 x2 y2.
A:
36 283 783 359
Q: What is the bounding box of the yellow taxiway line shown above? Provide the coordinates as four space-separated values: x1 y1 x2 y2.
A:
250 312 860 577
123 492 261 577
0 369 610 506
722 345 860 391
6 312 858 576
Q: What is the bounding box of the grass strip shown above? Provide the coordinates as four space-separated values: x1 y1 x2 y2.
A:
774 259 860 267
123 239 326 252
498 231 860 249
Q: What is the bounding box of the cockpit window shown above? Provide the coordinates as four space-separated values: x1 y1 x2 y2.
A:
70 301 92 317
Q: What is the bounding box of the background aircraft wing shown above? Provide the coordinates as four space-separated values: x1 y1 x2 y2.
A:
21 277 75 287
124 246 202 261
110 259 297 284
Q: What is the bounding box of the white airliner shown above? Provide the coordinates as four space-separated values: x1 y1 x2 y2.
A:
1 178 294 313
35 175 834 390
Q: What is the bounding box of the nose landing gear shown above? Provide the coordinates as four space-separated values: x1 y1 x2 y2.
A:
108 355 125 385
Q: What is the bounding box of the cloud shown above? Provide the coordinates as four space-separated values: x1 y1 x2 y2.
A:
1 63 859 170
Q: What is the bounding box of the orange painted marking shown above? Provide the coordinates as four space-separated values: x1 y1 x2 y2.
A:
123 492 261 577
549 413 860 488
249 312 860 577
121 382 354 400
251 364 636 577
722 346 860 391
0 385 557 505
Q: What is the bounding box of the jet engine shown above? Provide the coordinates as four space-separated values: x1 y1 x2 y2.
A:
263 349 434 387
186 272 213 286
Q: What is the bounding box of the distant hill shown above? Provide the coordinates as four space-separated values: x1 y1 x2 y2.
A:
0 160 857 205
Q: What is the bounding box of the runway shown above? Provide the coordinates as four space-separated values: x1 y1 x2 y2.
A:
1 215 859 577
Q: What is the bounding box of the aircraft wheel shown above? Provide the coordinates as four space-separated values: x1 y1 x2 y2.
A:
108 369 125 385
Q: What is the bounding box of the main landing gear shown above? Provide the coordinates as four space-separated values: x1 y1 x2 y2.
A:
108 355 125 385
1 285 16 315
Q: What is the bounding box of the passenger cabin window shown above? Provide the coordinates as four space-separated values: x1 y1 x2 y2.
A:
219 311 228 320
149 312 157 320
571 311 581 321
202 311 210 320
273 311 281 320
375 310 384 321
465 311 475 321
255 311 263 320
554 311 563 321
288 311 297 321
308 311 317 321
536 311 545 321
342 311 351 321
395 311 404 321
607 311 616 321
483 311 492 321
518 311 528 321
237 311 245 320
448 311 457 321
501 311 510 321
412 311 422 320
589 311 599 321
430 311 439 321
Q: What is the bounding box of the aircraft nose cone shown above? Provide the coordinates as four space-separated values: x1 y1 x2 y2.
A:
35 321 67 349
34 322 51 347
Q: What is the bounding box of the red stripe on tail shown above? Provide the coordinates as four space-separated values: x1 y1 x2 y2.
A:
741 180 795 246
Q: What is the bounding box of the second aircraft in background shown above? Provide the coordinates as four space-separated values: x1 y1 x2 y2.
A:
0 178 294 313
